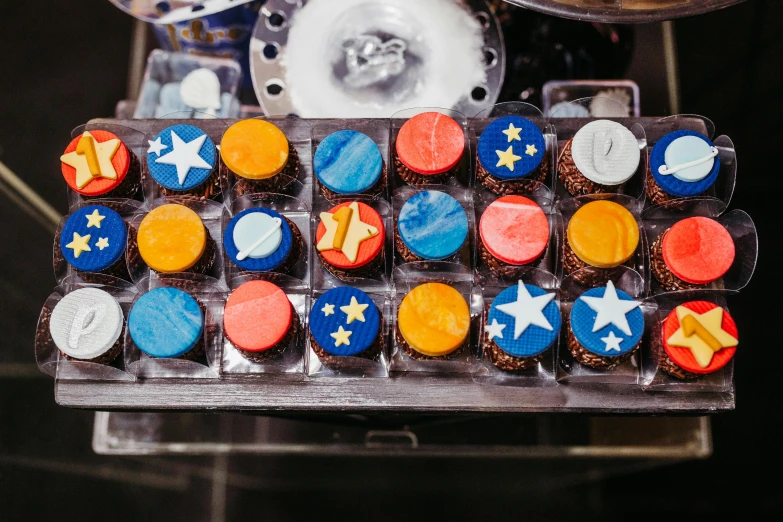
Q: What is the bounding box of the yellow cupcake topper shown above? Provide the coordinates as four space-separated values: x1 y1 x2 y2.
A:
220 119 289 180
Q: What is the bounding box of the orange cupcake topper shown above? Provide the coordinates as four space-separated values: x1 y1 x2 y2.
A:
567 200 639 268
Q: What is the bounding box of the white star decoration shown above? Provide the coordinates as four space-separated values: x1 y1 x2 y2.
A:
580 281 641 336
485 318 506 341
600 331 623 352
147 137 168 156
155 130 211 185
494 281 555 340
321 303 335 316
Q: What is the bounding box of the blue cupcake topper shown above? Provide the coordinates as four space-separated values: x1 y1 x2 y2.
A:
477 116 545 180
310 287 380 357
60 205 127 273
314 130 383 194
650 130 720 197
147 124 216 190
487 281 560 358
398 190 468 260
570 281 643 357
128 287 204 358
224 208 293 272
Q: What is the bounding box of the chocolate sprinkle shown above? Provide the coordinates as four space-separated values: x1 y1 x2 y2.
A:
394 155 457 185
310 318 384 365
650 230 705 292
478 235 543 279
476 155 548 196
566 320 636 371
481 305 544 371
232 143 301 196
557 138 616 196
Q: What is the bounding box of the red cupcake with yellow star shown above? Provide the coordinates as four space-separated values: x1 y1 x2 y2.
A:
315 201 385 280
61 130 141 199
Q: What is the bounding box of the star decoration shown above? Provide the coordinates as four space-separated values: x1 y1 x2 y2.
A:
95 237 110 250
580 281 641 336
85 209 105 228
317 202 379 263
495 146 522 172
147 137 168 156
321 303 335 316
525 144 538 156
60 132 121 189
330 325 352 347
667 306 738 368
340 296 369 324
155 130 212 185
502 123 522 142
601 331 623 352
65 232 91 258
495 281 555 340
486 318 506 341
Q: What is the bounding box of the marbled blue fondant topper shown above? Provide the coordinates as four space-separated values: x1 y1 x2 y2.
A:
60 205 127 273
224 208 293 272
147 124 216 191
570 281 644 357
650 130 720 198
398 190 468 260
310 287 380 357
314 130 383 194
128 287 204 358
487 282 560 358
477 116 546 180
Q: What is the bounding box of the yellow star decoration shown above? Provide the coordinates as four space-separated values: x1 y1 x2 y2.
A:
85 209 106 228
321 303 335 316
330 325 352 347
667 306 738 368
340 296 369 324
65 232 91 258
525 144 538 157
95 237 110 250
317 202 379 263
60 132 121 189
496 146 522 171
502 123 522 142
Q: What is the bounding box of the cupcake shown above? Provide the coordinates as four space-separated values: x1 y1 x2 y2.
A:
309 287 383 363
483 281 560 371
396 282 470 360
396 190 469 263
220 119 300 195
224 208 304 274
316 201 384 280
476 116 548 195
55 205 139 283
61 130 141 200
128 287 205 360
394 112 465 185
647 131 720 206
147 124 223 200
314 130 385 199
650 216 735 291
137 204 216 276
558 120 640 196
567 280 644 370
659 301 738 380
563 200 639 285
223 280 300 362
45 288 125 364
479 195 549 279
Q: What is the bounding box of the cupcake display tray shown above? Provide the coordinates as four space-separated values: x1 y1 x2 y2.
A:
47 114 750 414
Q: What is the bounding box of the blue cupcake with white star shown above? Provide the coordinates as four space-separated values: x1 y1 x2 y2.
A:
477 116 546 190
314 130 383 196
147 124 217 194
309 287 381 358
396 190 469 261
59 205 128 275
129 287 204 359
224 207 298 272
649 130 720 201
484 281 561 371
568 281 644 370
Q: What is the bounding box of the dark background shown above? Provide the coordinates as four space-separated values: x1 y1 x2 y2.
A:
0 0 779 519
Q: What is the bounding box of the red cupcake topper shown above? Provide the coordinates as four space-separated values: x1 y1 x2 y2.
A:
662 217 735 284
395 112 465 175
223 281 293 353
61 130 130 196
480 195 549 265
662 300 738 374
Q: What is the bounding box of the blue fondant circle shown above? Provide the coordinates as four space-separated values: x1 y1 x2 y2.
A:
310 287 380 356
147 124 216 191
60 205 127 272
224 208 293 271
488 284 561 358
314 130 383 194
129 287 204 358
650 130 720 197
398 190 468 260
477 116 546 180
570 286 644 357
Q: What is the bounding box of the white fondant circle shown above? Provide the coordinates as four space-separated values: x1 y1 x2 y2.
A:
232 212 283 259
664 135 714 182
571 120 640 185
49 288 123 360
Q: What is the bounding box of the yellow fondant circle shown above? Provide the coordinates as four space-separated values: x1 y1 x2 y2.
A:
220 119 289 180
137 204 206 273
397 283 470 357
567 200 639 268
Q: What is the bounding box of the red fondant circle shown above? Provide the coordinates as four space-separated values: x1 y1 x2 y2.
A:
662 300 737 374
61 130 130 196
662 217 735 284
479 195 549 265
316 201 384 269
395 112 465 175
223 280 292 352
